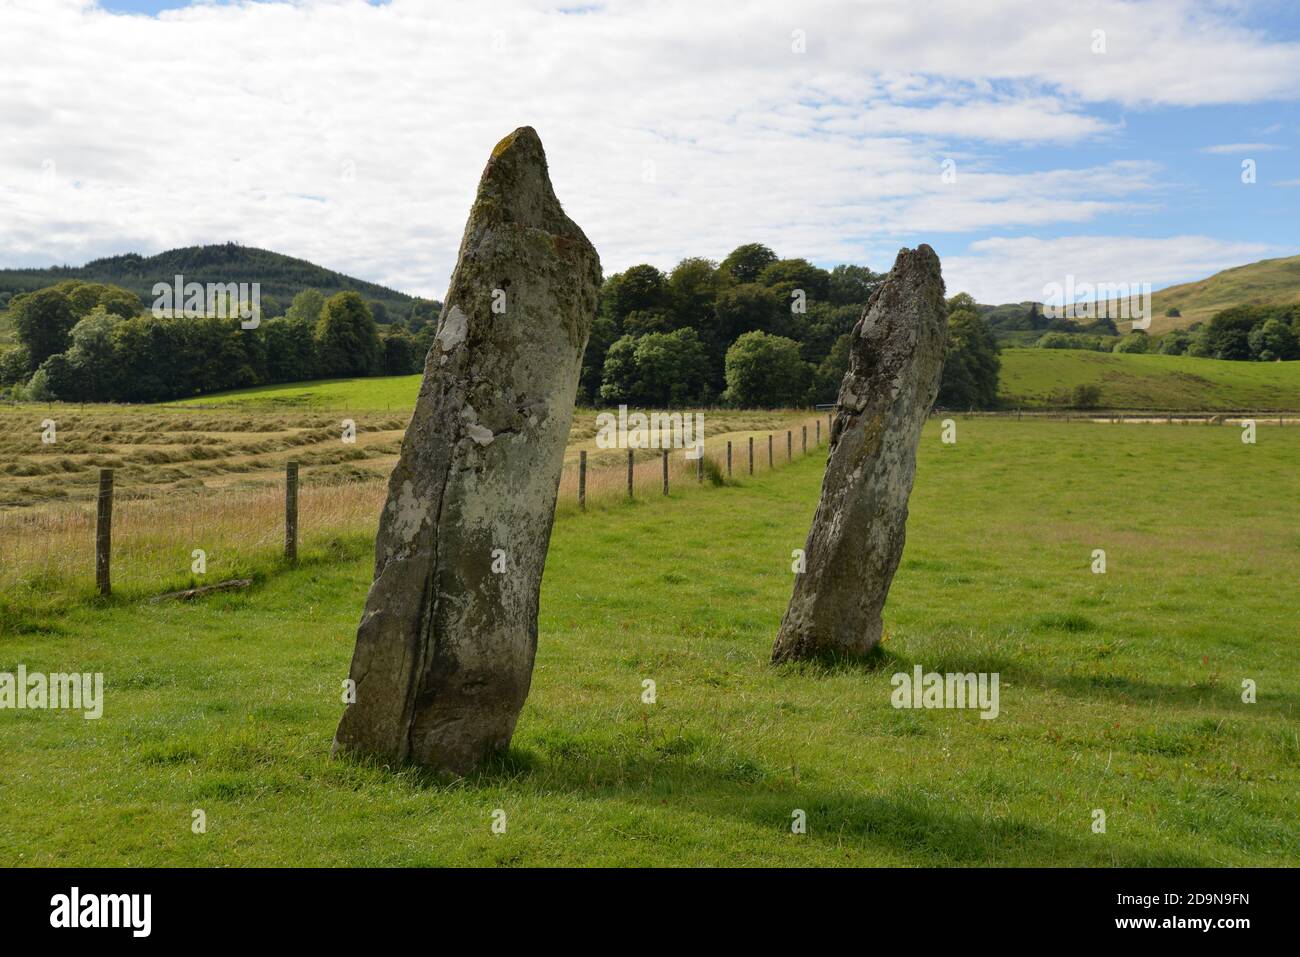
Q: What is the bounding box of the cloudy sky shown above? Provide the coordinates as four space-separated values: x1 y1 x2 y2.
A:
2 0 1298 303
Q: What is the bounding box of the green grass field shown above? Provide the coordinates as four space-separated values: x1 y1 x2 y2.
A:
167 374 423 411
147 350 1300 415
2 418 1296 866
998 348 1300 410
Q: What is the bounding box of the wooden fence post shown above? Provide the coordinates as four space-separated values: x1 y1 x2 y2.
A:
748 436 753 474
768 434 773 468
285 461 298 562
95 468 113 597
697 449 703 482
579 450 587 510
787 430 792 460
662 448 669 495
802 425 807 455
816 419 820 445
726 441 732 477
627 448 634 499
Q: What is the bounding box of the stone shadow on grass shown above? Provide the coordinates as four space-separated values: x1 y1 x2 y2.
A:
713 790 1208 867
767 642 904 677
771 638 1299 716
448 737 1209 867
1029 671 1300 714
769 641 1023 682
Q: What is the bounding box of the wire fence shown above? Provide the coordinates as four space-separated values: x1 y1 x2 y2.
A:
1 413 833 600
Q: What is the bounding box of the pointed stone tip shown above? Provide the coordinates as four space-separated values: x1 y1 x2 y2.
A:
472 126 588 240
477 126 553 209
490 126 542 160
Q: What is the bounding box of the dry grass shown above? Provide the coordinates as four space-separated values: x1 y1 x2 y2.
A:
0 406 827 600
0 409 409 510
0 478 386 601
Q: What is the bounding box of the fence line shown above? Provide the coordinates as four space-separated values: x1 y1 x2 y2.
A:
20 406 1296 597
95 468 113 597
284 461 299 562
55 414 832 598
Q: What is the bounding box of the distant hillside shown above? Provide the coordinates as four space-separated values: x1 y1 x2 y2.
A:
968 255 1300 340
0 243 418 319
1145 254 1300 334
979 301 1039 325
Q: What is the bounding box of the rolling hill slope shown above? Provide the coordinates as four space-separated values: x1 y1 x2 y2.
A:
0 243 420 318
1145 254 1300 333
976 255 1300 338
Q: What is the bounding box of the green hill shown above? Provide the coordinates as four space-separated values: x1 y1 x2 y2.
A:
974 255 1300 339
999 347 1300 410
1145 254 1300 334
0 243 419 319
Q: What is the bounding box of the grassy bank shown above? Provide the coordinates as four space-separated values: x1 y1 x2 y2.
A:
999 348 1300 410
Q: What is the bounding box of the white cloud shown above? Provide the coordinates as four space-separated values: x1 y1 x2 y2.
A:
0 0 1296 298
943 235 1285 304
1198 143 1285 154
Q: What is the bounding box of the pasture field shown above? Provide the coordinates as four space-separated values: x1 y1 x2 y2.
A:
0 400 815 510
0 402 822 601
88 346 1300 415
1 418 1296 866
998 348 1300 411
168 374 423 411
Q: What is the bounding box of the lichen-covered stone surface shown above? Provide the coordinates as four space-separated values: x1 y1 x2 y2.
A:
333 127 601 773
771 245 948 663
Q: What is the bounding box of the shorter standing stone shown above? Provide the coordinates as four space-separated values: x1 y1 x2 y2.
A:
771 245 948 663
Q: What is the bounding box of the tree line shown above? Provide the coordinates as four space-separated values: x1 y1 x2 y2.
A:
1027 304 1300 360
0 245 1005 409
0 281 438 403
583 243 999 409
1125 305 1300 360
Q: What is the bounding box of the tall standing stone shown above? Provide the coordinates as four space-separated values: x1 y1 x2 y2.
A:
771 245 947 663
333 127 601 773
